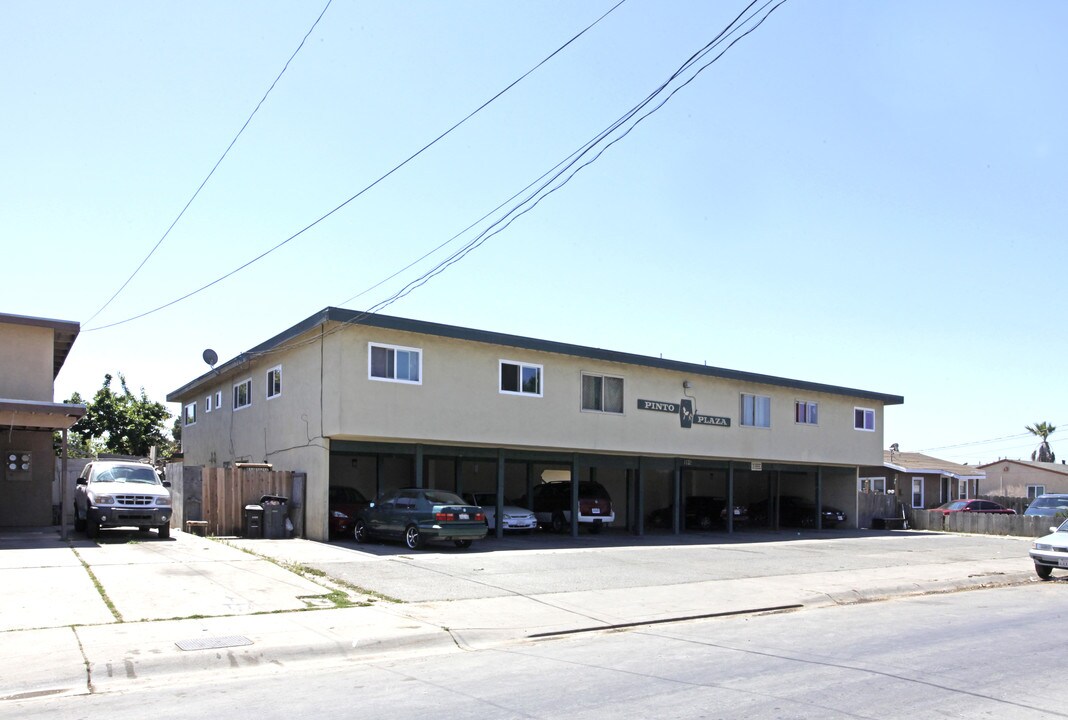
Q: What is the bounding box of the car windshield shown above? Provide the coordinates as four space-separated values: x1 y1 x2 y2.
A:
579 482 610 499
941 501 967 510
94 466 159 484
473 493 497 505
1059 519 1068 532
1032 497 1068 509
424 490 466 505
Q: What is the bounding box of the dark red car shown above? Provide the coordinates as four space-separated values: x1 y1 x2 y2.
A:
329 485 370 537
931 499 1016 516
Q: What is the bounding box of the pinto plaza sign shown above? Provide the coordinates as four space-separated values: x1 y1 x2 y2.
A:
636 398 731 429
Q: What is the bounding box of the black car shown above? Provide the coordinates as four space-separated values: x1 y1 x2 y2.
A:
749 495 846 528
353 488 487 550
523 480 615 533
647 496 748 530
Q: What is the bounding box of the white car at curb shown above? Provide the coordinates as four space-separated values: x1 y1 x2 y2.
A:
1030 518 1068 580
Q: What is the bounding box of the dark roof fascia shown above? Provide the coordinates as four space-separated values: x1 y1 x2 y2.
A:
0 312 80 378
167 307 905 405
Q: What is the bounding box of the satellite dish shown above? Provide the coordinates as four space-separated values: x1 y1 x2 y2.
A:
202 348 218 368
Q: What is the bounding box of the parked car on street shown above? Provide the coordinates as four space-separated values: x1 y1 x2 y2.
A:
523 480 615 533
931 499 1016 516
647 496 748 530
748 496 847 528
1030 518 1068 579
462 492 537 532
1024 494 1068 518
73 460 172 539
353 488 487 550
329 485 370 538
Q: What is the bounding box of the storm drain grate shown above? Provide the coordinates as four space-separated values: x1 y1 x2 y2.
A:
176 635 253 652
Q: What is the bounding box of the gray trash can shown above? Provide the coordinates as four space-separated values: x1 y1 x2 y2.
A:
244 504 264 539
260 495 288 539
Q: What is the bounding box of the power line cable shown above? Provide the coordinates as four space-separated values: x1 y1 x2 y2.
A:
84 0 629 332
83 0 334 326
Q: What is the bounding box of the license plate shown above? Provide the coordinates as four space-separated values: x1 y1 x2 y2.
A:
1058 557 1068 568
459 513 469 520
591 508 600 514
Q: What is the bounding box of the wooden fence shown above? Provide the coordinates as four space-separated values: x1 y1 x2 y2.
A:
904 506 1055 537
167 463 298 537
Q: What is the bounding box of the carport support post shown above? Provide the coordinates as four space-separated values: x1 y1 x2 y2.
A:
570 456 580 538
672 459 682 535
495 449 505 539
414 445 424 489
375 454 383 498
815 466 823 530
727 461 734 534
636 458 645 536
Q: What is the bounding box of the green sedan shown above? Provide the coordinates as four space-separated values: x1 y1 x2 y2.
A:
354 488 488 550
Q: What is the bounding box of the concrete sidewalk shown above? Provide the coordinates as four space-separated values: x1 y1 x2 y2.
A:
0 526 1044 702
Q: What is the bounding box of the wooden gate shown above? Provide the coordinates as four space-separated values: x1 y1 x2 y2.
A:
201 466 294 537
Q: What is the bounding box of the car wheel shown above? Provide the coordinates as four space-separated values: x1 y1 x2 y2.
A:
454 539 472 549
404 525 423 550
697 514 714 531
551 511 567 533
1036 562 1053 580
73 506 85 532
157 524 170 540
353 520 369 544
86 517 99 539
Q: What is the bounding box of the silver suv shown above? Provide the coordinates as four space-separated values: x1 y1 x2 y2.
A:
74 461 172 539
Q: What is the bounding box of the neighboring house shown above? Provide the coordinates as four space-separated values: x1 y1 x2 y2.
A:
167 307 904 541
977 459 1068 499
0 312 86 527
858 450 985 509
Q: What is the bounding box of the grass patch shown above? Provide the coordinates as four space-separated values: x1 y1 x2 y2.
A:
70 547 123 623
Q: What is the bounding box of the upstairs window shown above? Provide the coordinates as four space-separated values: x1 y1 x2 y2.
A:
369 343 421 383
204 395 213 414
500 360 542 396
854 407 875 431
233 379 252 410
741 393 770 428
795 400 818 425
582 374 624 414
266 366 282 399
183 402 197 426
215 390 223 410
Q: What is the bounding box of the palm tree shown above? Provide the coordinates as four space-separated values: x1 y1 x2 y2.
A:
1026 422 1057 463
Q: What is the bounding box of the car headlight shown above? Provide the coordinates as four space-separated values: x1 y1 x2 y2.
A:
90 494 115 505
332 510 350 520
155 497 172 507
1034 543 1051 550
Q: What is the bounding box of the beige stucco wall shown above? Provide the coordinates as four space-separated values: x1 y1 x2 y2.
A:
0 324 54 401
979 462 1068 497
319 322 885 466
0 432 55 526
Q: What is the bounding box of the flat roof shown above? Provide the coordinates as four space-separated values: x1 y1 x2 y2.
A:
168 307 905 406
0 398 86 431
0 312 80 378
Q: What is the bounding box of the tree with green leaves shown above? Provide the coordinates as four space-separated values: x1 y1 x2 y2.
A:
1026 421 1057 463
64 373 174 459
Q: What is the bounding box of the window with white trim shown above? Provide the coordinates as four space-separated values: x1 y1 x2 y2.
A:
581 373 624 414
369 343 421 383
183 402 197 426
794 400 818 425
854 407 875 431
266 366 281 399
233 379 252 410
741 393 770 428
500 360 542 396
215 390 223 409
204 395 212 413
911 477 924 508
858 477 886 494
1028 484 1046 500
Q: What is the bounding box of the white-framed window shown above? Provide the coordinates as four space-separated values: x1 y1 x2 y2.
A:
741 393 770 428
215 390 223 409
233 379 252 410
266 366 282 399
858 477 886 494
854 407 876 432
911 477 924 508
581 373 624 414
369 343 421 383
794 400 818 425
205 395 213 414
183 402 197 426
500 360 542 396
1028 484 1046 500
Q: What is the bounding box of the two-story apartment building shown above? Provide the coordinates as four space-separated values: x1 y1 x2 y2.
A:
167 308 904 541
0 312 85 527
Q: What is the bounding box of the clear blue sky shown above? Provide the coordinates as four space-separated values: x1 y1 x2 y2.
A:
4 1 1065 465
